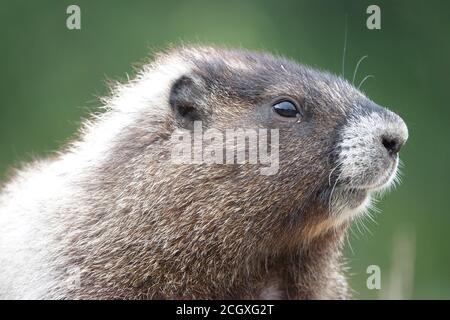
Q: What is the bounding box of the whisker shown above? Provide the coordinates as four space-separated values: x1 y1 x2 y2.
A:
328 164 341 187
352 55 368 85
358 75 375 90
349 223 360 240
342 14 348 78
365 211 378 225
328 170 344 214
354 215 364 235
359 215 373 236
345 231 354 254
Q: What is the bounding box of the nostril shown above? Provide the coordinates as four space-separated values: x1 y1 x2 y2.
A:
382 136 402 155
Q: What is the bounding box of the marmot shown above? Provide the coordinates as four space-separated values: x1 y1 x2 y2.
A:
0 46 408 299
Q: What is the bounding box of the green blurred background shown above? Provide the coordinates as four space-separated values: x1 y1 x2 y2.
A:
0 0 448 299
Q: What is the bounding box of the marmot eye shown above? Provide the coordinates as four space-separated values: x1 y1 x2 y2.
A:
272 100 299 118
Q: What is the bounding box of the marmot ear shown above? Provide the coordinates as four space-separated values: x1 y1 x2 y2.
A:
169 75 205 127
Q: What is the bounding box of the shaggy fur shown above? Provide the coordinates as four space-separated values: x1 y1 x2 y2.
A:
0 46 407 299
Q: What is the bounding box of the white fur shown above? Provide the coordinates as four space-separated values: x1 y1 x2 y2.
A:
0 53 192 299
330 110 408 221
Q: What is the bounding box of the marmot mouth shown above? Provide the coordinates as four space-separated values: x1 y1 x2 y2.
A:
345 158 399 193
319 159 399 217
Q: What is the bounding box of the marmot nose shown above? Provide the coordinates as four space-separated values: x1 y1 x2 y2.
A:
376 108 408 156
381 135 404 155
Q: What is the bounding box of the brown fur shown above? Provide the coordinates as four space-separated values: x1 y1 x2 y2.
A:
2 46 400 299
50 46 362 299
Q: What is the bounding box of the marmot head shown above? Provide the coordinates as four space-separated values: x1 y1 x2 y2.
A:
103 45 408 252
